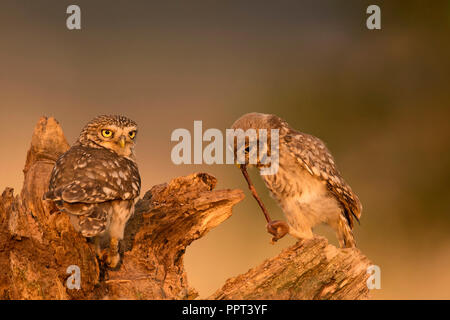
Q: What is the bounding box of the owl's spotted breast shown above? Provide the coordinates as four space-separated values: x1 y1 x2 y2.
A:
231 112 362 248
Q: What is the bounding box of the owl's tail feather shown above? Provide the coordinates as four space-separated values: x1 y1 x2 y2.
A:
63 203 109 238
78 205 109 237
336 214 356 248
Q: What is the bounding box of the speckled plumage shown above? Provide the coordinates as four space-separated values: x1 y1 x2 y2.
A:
44 115 141 267
231 113 362 248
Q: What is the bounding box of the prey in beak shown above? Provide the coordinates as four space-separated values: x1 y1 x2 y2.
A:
238 164 289 244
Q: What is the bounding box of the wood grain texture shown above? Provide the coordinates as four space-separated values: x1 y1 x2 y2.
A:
210 237 371 300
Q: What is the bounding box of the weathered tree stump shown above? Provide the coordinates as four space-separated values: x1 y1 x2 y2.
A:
210 237 371 300
0 117 372 300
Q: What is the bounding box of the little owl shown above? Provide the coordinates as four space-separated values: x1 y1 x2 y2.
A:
44 115 141 268
231 112 362 248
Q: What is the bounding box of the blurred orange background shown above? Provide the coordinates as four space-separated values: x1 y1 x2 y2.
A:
0 1 449 299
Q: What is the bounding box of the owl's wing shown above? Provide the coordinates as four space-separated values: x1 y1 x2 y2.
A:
282 132 362 228
67 202 110 236
44 146 141 204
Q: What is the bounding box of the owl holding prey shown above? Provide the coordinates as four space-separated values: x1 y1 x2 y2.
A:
44 115 141 268
231 113 362 248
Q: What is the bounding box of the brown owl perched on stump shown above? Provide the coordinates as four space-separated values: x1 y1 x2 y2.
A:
231 113 362 248
44 115 141 268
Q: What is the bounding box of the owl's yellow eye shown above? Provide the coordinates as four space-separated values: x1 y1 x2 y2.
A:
128 131 136 139
101 129 113 138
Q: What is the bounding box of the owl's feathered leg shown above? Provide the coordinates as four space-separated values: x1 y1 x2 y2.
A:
287 227 314 240
92 234 119 268
105 237 121 268
103 200 134 268
94 236 103 257
279 199 314 241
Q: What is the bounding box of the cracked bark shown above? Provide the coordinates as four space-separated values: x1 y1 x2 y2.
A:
0 117 372 300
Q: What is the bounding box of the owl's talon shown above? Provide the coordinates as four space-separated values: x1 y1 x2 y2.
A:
97 248 120 268
98 249 108 262
267 220 289 243
106 253 121 268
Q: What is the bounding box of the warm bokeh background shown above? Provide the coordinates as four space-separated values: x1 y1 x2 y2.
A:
1 1 449 299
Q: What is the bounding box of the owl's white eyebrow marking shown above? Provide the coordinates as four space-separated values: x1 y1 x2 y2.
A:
103 124 119 131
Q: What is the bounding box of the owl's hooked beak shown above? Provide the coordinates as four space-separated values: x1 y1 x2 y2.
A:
118 136 126 148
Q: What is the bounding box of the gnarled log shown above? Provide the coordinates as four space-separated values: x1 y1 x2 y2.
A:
105 173 245 299
210 237 371 300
